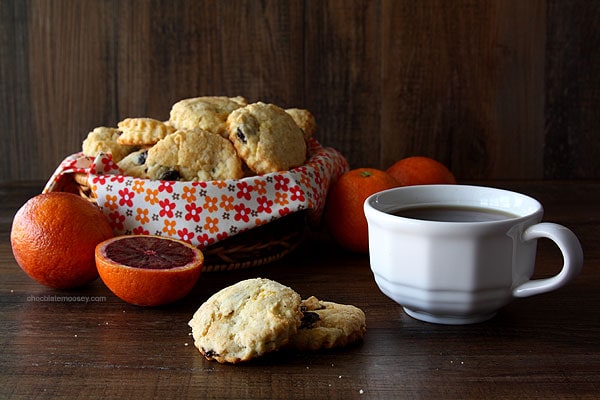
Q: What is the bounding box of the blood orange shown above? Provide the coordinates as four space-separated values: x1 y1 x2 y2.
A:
10 192 114 289
95 235 204 306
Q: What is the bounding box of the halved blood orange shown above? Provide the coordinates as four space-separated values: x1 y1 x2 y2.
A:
95 235 204 306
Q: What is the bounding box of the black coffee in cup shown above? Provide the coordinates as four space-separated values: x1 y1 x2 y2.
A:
389 205 518 222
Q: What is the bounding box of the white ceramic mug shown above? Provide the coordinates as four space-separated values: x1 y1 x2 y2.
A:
364 184 584 325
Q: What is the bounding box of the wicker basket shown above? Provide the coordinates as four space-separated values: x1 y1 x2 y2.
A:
71 173 306 272
47 142 347 271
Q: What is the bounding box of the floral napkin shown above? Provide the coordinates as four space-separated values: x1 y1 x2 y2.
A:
44 139 348 249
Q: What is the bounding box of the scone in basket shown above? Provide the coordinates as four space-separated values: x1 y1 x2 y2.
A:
44 138 348 271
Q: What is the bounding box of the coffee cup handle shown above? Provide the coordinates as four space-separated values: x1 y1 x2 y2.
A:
513 222 583 298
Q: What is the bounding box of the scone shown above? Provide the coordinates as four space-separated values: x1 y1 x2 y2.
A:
169 96 247 137
146 128 244 181
117 148 150 179
226 102 307 174
285 108 317 141
287 296 366 351
188 278 303 364
116 117 176 146
81 126 137 163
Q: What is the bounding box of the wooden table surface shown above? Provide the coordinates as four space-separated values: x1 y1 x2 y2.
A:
1 180 599 399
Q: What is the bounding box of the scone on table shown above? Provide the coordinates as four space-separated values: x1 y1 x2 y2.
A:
188 278 303 364
287 296 367 351
188 278 366 363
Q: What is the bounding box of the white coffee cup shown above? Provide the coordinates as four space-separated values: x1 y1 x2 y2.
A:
364 184 583 325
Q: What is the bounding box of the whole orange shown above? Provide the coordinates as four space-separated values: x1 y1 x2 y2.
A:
324 168 399 253
95 235 204 306
10 192 114 289
386 156 456 186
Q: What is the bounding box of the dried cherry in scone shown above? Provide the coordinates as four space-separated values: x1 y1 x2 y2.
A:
202 349 219 359
299 311 321 329
137 149 148 164
159 169 180 181
236 127 248 144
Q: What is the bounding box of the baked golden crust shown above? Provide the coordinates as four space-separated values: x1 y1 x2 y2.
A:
169 96 247 137
227 102 307 174
188 278 303 364
80 96 316 181
82 126 137 163
286 296 367 351
116 118 176 146
285 108 317 141
146 128 244 181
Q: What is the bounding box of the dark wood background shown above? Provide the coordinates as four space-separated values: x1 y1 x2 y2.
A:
1 0 598 182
